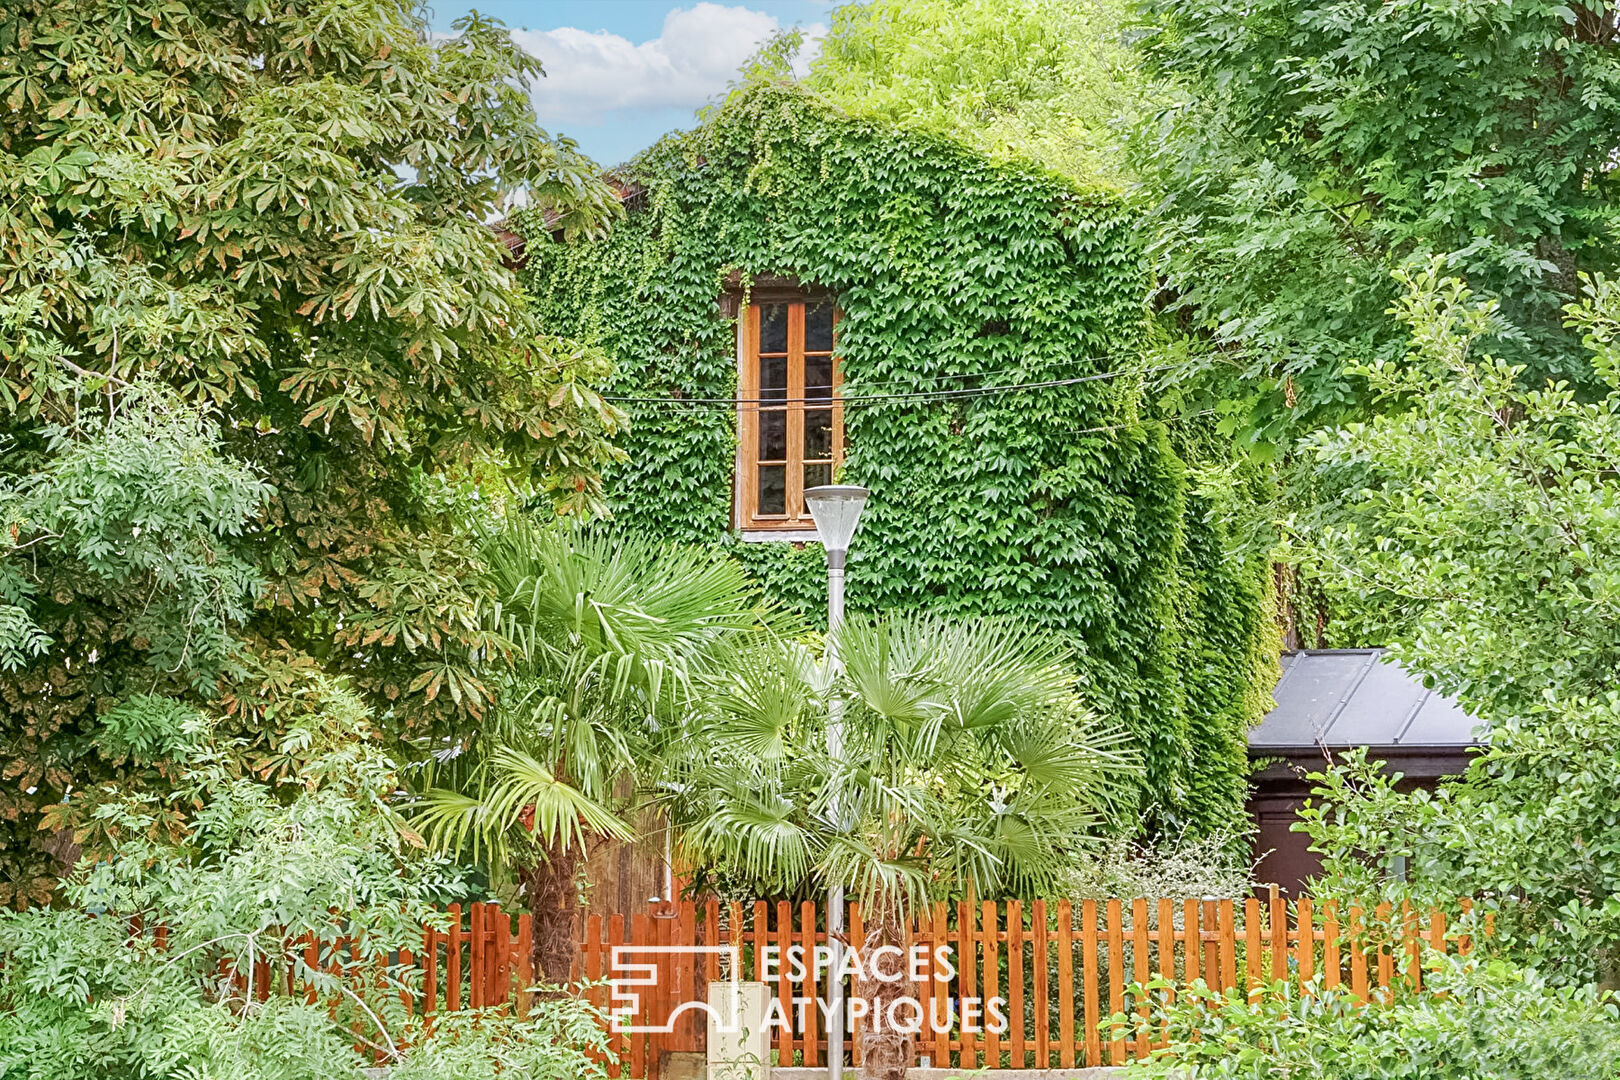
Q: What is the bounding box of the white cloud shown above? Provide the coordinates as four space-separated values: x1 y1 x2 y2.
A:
512 4 824 127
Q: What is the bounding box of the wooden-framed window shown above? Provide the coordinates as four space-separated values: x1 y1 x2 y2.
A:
736 295 843 532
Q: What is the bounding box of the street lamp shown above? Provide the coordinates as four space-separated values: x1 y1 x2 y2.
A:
803 484 868 1080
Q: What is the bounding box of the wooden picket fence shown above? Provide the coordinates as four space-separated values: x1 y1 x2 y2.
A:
368 893 1468 1078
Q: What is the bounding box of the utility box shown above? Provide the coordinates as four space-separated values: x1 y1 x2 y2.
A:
706 980 769 1080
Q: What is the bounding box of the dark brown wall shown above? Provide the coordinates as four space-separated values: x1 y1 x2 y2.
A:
1247 747 1473 897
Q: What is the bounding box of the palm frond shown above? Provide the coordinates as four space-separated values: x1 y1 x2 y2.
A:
410 747 633 867
484 746 634 851
815 834 931 915
681 795 817 890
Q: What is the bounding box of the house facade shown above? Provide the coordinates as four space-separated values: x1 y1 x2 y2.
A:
516 83 1277 839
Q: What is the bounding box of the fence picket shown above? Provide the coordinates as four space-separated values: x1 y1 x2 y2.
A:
775 901 792 1066
1269 891 1288 984
472 903 487 1009
1322 900 1339 991
1218 901 1237 993
959 898 977 1069
1375 902 1394 994
447 905 462 1012
608 913 627 1078
1080 899 1100 1068
983 899 1000 1068
800 900 819 1067
630 912 649 1080
932 901 950 1070
1201 900 1220 989
1349 904 1368 1001
1008 898 1025 1069
1183 900 1200 985
493 904 509 1006
678 902 696 1048
1056 899 1075 1070
1244 897 1263 995
1131 898 1149 1060
1295 897 1314 990
1032 899 1050 1069
517 913 533 1015
849 900 864 1069
1403 902 1421 989
705 899 721 998
1105 899 1124 1065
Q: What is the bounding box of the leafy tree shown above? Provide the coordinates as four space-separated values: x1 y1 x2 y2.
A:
414 524 780 984
669 612 1134 1080
0 672 614 1080
1291 264 1620 714
0 384 271 898
808 0 1143 188
1135 0 1620 444
1287 268 1620 986
1 381 269 686
0 0 624 901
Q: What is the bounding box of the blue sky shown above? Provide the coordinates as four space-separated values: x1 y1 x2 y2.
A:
429 2 839 167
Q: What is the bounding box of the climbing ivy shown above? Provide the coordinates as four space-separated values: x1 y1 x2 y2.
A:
517 83 1275 837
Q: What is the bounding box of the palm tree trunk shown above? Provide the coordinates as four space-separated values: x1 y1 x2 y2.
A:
856 897 915 1080
518 835 583 987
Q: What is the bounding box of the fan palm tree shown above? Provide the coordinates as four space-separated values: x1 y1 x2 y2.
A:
665 612 1136 1080
413 522 779 984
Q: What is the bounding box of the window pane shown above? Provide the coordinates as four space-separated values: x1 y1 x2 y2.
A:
760 410 786 460
760 356 787 402
805 301 833 352
805 408 833 459
805 463 831 490
758 465 785 514
805 355 833 401
760 304 788 354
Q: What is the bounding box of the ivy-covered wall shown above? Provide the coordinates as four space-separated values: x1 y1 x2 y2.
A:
517 83 1275 837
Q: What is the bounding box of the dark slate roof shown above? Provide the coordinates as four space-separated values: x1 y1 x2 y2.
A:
1248 649 1480 752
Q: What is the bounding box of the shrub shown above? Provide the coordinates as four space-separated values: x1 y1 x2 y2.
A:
1114 954 1620 1079
1062 829 1255 900
0 675 611 1080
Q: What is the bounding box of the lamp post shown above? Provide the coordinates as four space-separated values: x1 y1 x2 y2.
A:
803 484 868 1080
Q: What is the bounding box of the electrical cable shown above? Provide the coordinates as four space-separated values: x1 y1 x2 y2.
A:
603 363 1179 410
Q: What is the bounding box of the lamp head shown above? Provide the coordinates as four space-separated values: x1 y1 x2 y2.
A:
804 484 869 566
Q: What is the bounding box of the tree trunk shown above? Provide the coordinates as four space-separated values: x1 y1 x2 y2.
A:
856 897 915 1080
518 835 584 988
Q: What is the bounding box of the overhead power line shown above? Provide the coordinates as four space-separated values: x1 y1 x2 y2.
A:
603 363 1178 411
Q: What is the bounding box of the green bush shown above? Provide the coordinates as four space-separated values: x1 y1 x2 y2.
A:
1115 955 1620 1079
0 674 611 1080
1062 829 1254 900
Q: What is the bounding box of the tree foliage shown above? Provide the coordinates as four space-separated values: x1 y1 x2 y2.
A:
669 611 1133 1075
1289 269 1620 986
1136 0 1620 444
517 82 1277 837
0 0 624 901
1291 266 1620 715
673 613 1133 906
808 0 1143 188
0 674 612 1080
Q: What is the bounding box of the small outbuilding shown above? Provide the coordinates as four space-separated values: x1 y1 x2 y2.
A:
1247 648 1481 895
